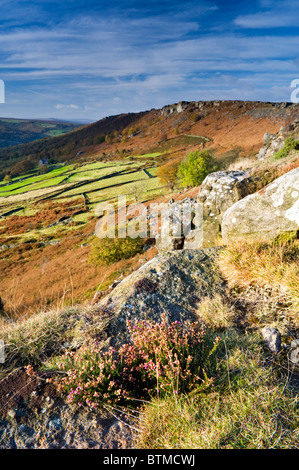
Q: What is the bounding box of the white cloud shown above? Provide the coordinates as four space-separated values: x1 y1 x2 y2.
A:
55 104 79 109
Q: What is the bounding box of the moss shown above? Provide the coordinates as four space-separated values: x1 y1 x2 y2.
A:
274 230 299 244
273 137 299 160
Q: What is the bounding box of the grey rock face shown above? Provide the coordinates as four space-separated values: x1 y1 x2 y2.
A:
290 339 299 365
257 132 285 160
261 327 281 354
0 368 133 449
222 167 299 243
99 247 224 350
197 171 259 245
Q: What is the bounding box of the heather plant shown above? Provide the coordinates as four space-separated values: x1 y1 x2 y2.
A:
56 314 220 409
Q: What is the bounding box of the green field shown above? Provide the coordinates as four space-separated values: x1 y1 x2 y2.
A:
0 165 71 196
0 158 167 220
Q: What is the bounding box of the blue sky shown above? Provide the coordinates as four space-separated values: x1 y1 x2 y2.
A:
0 0 298 122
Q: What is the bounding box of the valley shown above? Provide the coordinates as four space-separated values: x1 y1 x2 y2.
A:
0 99 298 319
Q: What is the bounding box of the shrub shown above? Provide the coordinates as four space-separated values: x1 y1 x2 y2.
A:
157 160 179 190
3 174 12 183
56 314 219 409
273 137 299 160
178 150 214 188
88 235 144 266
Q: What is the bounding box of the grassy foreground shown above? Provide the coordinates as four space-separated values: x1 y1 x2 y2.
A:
0 238 298 448
135 239 299 449
136 330 298 449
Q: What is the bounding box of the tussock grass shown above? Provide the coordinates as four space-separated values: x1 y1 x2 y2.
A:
218 239 299 326
196 294 236 330
0 304 108 379
136 330 299 449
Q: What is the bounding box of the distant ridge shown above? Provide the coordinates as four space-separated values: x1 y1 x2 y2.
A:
0 117 81 149
0 100 298 176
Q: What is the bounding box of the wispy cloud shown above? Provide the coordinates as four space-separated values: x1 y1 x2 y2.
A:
0 0 298 120
234 0 299 28
55 104 79 109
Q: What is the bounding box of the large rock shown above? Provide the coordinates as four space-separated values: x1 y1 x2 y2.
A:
197 171 260 245
0 368 133 449
222 167 299 243
256 132 285 160
160 101 189 116
155 231 184 251
98 248 224 349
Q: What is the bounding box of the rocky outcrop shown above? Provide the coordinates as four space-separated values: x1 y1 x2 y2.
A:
0 368 133 449
197 171 260 245
99 248 224 350
160 101 189 116
155 171 264 251
222 167 299 243
256 132 285 160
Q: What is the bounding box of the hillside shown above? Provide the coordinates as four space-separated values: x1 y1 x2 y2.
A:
0 99 298 318
0 99 298 450
0 100 298 178
0 112 148 175
0 118 81 149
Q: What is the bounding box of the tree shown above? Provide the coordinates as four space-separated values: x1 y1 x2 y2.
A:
10 158 35 177
157 161 179 190
129 184 143 202
178 150 214 188
3 174 12 183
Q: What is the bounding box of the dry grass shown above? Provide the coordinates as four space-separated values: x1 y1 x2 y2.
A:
218 239 299 327
226 156 256 171
135 330 299 449
196 294 236 330
0 215 157 319
0 302 110 380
